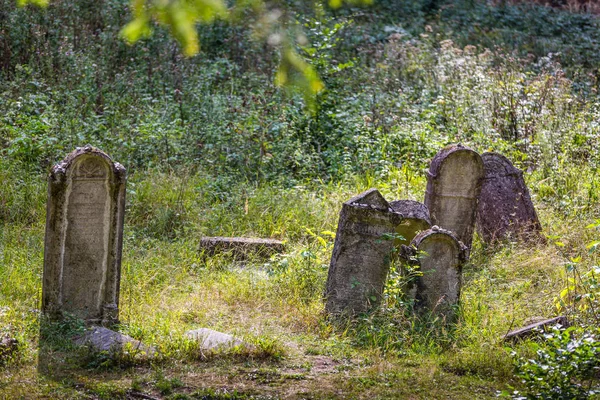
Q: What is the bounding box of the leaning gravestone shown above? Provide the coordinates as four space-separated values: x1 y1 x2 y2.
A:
476 152 543 243
410 226 468 316
42 146 126 326
389 200 431 246
325 189 404 316
424 144 484 249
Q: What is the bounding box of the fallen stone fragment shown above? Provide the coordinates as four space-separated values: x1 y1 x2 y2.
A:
503 316 569 341
185 328 245 351
74 326 154 355
199 237 284 259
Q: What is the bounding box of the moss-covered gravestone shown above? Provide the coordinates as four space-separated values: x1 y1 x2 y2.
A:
424 144 484 249
410 226 468 316
42 146 126 326
476 152 543 243
325 189 404 316
389 200 431 246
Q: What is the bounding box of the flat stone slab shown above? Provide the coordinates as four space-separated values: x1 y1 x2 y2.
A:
199 237 284 259
503 316 569 341
185 328 245 351
74 326 154 355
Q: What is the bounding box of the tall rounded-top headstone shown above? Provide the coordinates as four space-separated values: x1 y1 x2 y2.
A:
424 144 484 249
476 152 543 244
325 189 404 316
411 227 468 316
42 145 126 326
389 200 431 246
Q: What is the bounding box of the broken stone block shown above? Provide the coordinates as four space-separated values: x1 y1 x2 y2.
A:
389 200 432 246
410 226 468 316
185 328 245 351
199 237 284 259
476 152 543 244
424 144 484 249
42 146 126 326
74 326 154 355
325 189 404 316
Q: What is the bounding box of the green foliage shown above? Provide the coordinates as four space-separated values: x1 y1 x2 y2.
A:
505 327 600 400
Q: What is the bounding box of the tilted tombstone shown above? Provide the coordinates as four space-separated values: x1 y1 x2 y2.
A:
42 146 126 326
424 144 484 249
325 189 404 316
409 226 468 316
476 152 543 244
389 200 431 246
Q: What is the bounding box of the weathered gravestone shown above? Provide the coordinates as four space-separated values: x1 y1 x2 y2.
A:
389 200 431 246
408 226 468 316
476 152 543 244
325 189 404 316
424 144 484 249
42 146 126 326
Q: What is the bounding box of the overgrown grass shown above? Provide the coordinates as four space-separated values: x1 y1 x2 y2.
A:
2 0 600 397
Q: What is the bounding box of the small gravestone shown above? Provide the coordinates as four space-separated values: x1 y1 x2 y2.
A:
476 152 543 244
409 226 468 316
325 189 404 316
42 146 126 326
200 237 284 259
389 200 431 246
424 144 484 249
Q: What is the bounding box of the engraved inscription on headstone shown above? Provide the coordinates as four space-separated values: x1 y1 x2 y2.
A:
42 146 126 325
424 144 484 249
411 227 467 316
325 189 404 316
389 200 431 246
476 152 543 243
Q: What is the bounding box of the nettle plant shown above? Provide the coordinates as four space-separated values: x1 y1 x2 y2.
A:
504 222 600 399
555 219 600 325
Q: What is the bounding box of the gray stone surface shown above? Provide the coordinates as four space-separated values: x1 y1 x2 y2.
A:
410 226 468 315
185 328 244 350
74 326 153 355
42 145 126 326
389 200 431 246
0 335 18 364
476 152 543 244
503 316 568 341
325 189 404 316
424 144 484 249
200 237 284 259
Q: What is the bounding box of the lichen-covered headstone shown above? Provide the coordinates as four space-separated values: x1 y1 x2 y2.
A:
325 189 404 316
389 200 431 246
42 146 126 325
410 227 468 316
424 144 484 248
476 152 543 243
